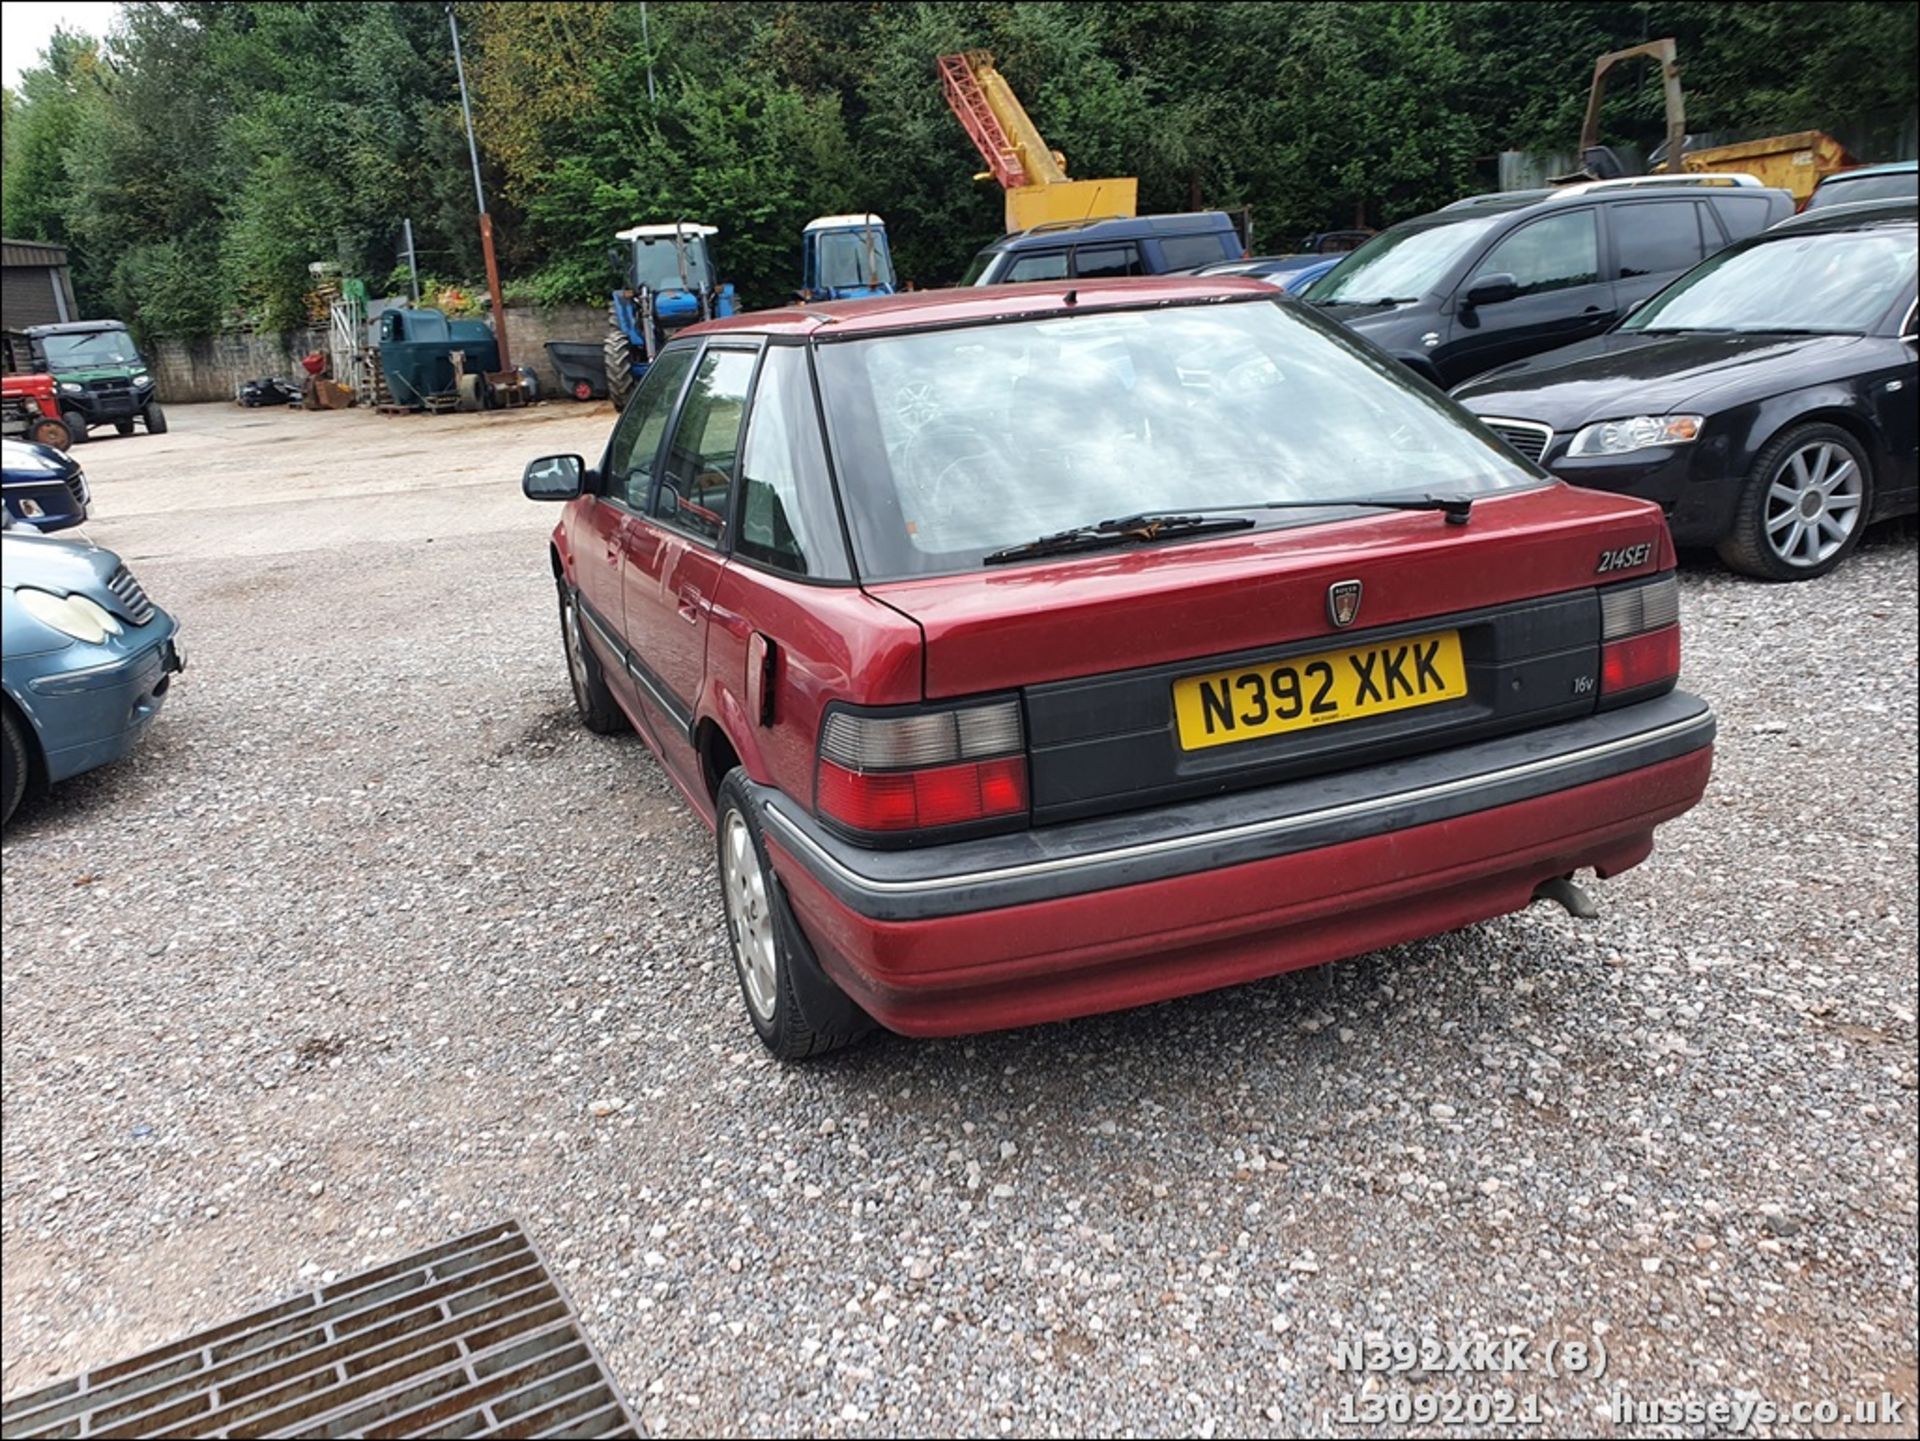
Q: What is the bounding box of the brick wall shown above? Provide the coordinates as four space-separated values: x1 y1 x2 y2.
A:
497 303 610 396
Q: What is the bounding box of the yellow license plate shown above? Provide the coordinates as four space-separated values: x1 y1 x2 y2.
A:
1173 631 1467 751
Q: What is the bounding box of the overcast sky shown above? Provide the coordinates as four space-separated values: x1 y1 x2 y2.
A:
2 0 123 88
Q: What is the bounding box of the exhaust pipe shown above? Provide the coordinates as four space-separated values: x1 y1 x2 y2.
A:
1532 875 1598 919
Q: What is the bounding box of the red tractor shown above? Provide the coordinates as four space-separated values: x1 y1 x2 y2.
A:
3 333 73 450
2 373 72 450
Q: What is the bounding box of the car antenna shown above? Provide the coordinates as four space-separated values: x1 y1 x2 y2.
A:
1062 288 1078 306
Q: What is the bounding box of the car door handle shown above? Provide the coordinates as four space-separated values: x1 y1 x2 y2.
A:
676 591 704 624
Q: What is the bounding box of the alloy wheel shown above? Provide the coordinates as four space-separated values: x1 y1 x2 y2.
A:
721 811 778 1022
562 596 591 711
1765 440 1863 569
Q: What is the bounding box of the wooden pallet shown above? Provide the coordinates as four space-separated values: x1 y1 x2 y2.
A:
368 347 416 414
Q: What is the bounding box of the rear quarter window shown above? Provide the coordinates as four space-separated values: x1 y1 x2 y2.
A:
1709 194 1774 241
1156 232 1239 271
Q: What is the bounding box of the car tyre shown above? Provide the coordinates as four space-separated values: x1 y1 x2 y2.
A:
144 403 168 434
557 584 626 735
61 410 89 445
1719 423 1871 581
115 419 136 436
2 706 29 828
715 769 871 1060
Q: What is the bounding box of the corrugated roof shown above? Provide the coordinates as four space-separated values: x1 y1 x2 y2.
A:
1 238 71 268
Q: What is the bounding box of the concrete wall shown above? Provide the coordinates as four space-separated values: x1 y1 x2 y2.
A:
498 303 609 387
147 302 610 405
149 327 328 404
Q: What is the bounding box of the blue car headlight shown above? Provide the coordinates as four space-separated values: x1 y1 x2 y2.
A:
1566 414 1703 457
15 588 123 644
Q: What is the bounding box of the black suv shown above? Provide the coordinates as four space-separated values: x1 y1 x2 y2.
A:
1306 177 1794 388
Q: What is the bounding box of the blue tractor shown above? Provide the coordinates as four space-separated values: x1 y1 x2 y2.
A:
798 214 897 301
605 222 738 409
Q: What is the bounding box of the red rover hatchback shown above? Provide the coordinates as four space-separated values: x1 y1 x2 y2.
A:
522 278 1714 1058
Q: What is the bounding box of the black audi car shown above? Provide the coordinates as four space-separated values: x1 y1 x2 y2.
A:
1455 200 1918 580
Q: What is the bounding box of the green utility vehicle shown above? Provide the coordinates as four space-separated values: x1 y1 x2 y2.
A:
20 321 167 443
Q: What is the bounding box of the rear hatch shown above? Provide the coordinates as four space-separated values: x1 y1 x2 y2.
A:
865 483 1672 825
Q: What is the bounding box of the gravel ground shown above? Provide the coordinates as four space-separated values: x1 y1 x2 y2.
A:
3 404 1915 1437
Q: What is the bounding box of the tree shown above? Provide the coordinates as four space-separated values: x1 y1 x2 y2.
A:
2 1 1914 334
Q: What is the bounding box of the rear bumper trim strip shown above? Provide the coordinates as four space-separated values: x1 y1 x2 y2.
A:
758 692 1714 919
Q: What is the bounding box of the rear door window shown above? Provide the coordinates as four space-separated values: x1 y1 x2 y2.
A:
651 347 756 546
1072 244 1143 278
1613 200 1707 277
1005 251 1069 282
1469 210 1599 296
1157 232 1238 271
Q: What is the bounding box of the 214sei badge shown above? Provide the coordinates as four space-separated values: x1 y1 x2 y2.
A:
1596 542 1654 573
1327 579 1363 628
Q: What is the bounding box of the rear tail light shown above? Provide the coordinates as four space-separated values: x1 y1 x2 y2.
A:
1598 572 1680 706
816 698 1028 837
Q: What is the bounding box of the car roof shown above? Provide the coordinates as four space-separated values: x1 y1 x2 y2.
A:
23 320 130 335
1766 196 1919 234
1396 177 1790 235
983 211 1236 252
681 275 1277 340
1819 160 1919 181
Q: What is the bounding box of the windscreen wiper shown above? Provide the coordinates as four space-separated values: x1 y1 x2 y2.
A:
982 513 1256 566
982 495 1473 566
1180 494 1475 525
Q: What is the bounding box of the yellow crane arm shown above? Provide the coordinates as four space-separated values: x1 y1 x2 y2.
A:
938 49 1137 233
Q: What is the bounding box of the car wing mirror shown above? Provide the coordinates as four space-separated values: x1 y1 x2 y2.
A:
523 453 585 501
1465 272 1519 307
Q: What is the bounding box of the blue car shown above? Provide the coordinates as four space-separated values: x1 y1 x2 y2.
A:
1275 255 1342 293
2 516 183 825
2 437 90 532
1189 254 1345 294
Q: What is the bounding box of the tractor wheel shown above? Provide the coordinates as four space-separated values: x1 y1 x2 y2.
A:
26 417 72 450
604 325 635 411
62 411 89 444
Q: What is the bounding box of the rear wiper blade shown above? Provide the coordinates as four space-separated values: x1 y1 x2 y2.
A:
982 513 1256 566
1185 494 1476 525
981 494 1474 566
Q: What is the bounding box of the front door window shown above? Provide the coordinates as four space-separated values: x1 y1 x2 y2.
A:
651 348 757 545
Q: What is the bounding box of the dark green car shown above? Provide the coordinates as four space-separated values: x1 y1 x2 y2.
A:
20 322 167 443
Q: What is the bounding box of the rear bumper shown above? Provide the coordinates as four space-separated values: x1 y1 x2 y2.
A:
755 691 1715 1036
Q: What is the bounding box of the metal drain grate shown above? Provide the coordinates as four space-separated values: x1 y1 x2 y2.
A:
0 1219 640 1439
